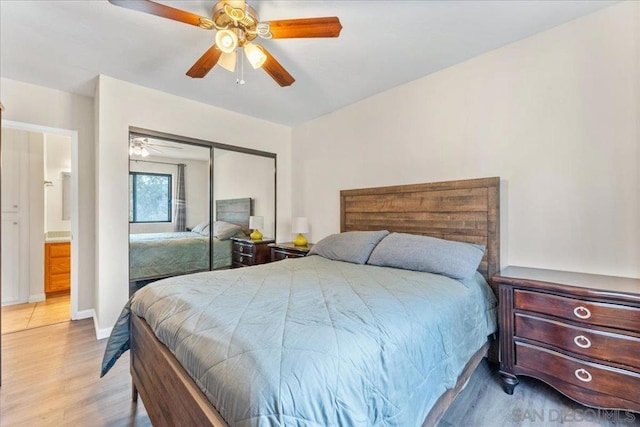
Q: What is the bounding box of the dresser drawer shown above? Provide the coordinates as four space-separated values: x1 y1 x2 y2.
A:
516 342 640 405
233 242 255 256
49 242 71 257
514 289 640 332
515 313 640 369
49 258 71 274
232 251 254 266
271 248 304 261
49 273 70 292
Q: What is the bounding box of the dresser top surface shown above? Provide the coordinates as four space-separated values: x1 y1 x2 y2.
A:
494 266 640 297
230 237 275 244
268 242 314 252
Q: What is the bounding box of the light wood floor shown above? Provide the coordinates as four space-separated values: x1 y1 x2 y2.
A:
1 320 638 426
1 293 70 334
1 319 150 426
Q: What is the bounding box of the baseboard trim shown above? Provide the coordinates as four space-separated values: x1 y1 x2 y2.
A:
28 293 46 303
74 308 94 320
93 312 113 340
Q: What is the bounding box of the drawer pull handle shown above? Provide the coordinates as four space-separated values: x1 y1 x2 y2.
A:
574 368 592 383
240 256 243 263
573 335 591 349
573 306 591 319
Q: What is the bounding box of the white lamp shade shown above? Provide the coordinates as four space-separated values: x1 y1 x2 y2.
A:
215 29 238 54
218 51 237 72
244 42 267 69
292 217 309 234
249 216 264 230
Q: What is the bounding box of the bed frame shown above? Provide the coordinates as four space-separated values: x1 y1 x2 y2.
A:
130 177 500 426
215 197 253 233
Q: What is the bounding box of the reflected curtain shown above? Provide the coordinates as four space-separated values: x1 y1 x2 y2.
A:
174 163 186 232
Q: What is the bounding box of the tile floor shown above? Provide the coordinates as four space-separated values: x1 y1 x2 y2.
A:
1 293 70 334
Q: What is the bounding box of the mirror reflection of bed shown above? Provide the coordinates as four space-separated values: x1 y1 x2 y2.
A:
128 132 276 295
129 198 252 285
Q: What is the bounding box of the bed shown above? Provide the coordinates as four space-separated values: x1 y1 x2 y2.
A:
129 198 252 282
106 177 500 426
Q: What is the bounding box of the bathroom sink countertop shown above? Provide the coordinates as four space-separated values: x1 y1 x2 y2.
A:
44 231 71 243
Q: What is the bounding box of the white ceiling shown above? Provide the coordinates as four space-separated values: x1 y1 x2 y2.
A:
0 1 617 126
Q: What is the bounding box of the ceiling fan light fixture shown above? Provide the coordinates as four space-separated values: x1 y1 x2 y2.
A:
223 3 245 21
140 147 150 157
244 42 267 69
218 51 237 72
256 23 272 39
198 17 215 29
215 29 238 54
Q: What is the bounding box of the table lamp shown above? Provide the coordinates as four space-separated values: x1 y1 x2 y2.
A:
292 217 309 247
249 216 264 241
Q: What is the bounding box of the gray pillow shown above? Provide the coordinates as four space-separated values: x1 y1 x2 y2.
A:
367 233 485 280
213 221 242 240
308 230 389 264
191 222 208 234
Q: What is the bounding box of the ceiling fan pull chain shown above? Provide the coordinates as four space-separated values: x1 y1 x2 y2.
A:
237 47 245 85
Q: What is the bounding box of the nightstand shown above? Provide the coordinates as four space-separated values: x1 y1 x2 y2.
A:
269 242 314 262
231 237 275 268
493 266 640 413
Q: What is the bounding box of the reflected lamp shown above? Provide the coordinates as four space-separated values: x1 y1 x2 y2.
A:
249 216 264 241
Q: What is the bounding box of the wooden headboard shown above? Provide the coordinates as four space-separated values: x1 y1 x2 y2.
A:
340 177 500 281
215 198 253 232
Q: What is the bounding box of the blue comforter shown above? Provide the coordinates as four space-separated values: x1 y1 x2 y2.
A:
103 255 497 426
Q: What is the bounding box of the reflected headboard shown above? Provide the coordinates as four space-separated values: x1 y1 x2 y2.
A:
215 198 253 233
340 177 500 281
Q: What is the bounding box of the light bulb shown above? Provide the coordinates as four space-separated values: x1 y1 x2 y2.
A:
215 29 238 54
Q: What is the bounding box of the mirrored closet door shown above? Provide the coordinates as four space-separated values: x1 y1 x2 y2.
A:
128 130 276 291
129 136 212 286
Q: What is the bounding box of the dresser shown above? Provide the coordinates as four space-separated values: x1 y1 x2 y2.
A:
268 242 313 262
494 266 640 412
45 242 71 294
231 237 274 268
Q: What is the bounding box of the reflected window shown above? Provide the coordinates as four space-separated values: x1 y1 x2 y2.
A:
129 172 172 223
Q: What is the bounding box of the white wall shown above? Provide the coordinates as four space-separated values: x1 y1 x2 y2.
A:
292 2 639 278
213 149 276 237
129 155 209 234
95 75 292 333
28 132 45 302
1 78 95 311
44 133 71 233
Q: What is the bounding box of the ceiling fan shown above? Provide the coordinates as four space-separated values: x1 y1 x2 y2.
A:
129 137 183 157
108 0 343 87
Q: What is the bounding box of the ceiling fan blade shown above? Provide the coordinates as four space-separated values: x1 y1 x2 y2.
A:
186 44 223 78
108 0 214 29
259 46 295 87
265 17 342 39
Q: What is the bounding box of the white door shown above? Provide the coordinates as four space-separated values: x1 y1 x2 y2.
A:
1 218 20 304
1 131 21 213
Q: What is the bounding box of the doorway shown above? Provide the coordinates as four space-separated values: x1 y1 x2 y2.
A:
1 121 79 333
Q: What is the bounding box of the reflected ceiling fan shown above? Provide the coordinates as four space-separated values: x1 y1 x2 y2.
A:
108 0 343 87
129 137 183 157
